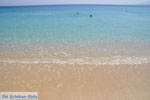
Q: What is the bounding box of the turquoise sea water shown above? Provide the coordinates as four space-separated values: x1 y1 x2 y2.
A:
0 5 150 45
0 5 150 64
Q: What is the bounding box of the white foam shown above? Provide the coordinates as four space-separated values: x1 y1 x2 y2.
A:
0 56 149 65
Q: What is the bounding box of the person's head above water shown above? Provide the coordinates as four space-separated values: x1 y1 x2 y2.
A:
90 14 93 18
76 12 79 15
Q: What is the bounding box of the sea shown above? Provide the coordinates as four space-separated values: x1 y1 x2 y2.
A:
0 5 150 65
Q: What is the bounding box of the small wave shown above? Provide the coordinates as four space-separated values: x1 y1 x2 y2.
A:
0 56 149 65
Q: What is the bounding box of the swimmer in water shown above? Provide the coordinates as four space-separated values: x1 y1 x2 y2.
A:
90 14 93 18
76 12 79 15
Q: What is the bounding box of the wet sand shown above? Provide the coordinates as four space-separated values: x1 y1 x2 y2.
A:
0 62 150 100
0 43 150 99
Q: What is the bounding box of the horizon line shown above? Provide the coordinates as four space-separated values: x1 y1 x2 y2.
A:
0 4 150 7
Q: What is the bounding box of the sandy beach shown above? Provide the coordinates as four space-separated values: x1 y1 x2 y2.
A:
0 62 150 100
0 44 150 100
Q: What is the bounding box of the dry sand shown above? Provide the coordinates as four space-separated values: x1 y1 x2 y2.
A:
0 62 150 100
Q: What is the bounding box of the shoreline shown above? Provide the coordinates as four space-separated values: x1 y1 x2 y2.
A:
0 43 150 99
0 56 149 65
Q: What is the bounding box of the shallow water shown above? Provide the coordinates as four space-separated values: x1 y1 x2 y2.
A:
0 5 150 59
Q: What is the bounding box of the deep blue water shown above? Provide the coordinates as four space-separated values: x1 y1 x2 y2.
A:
0 5 150 45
